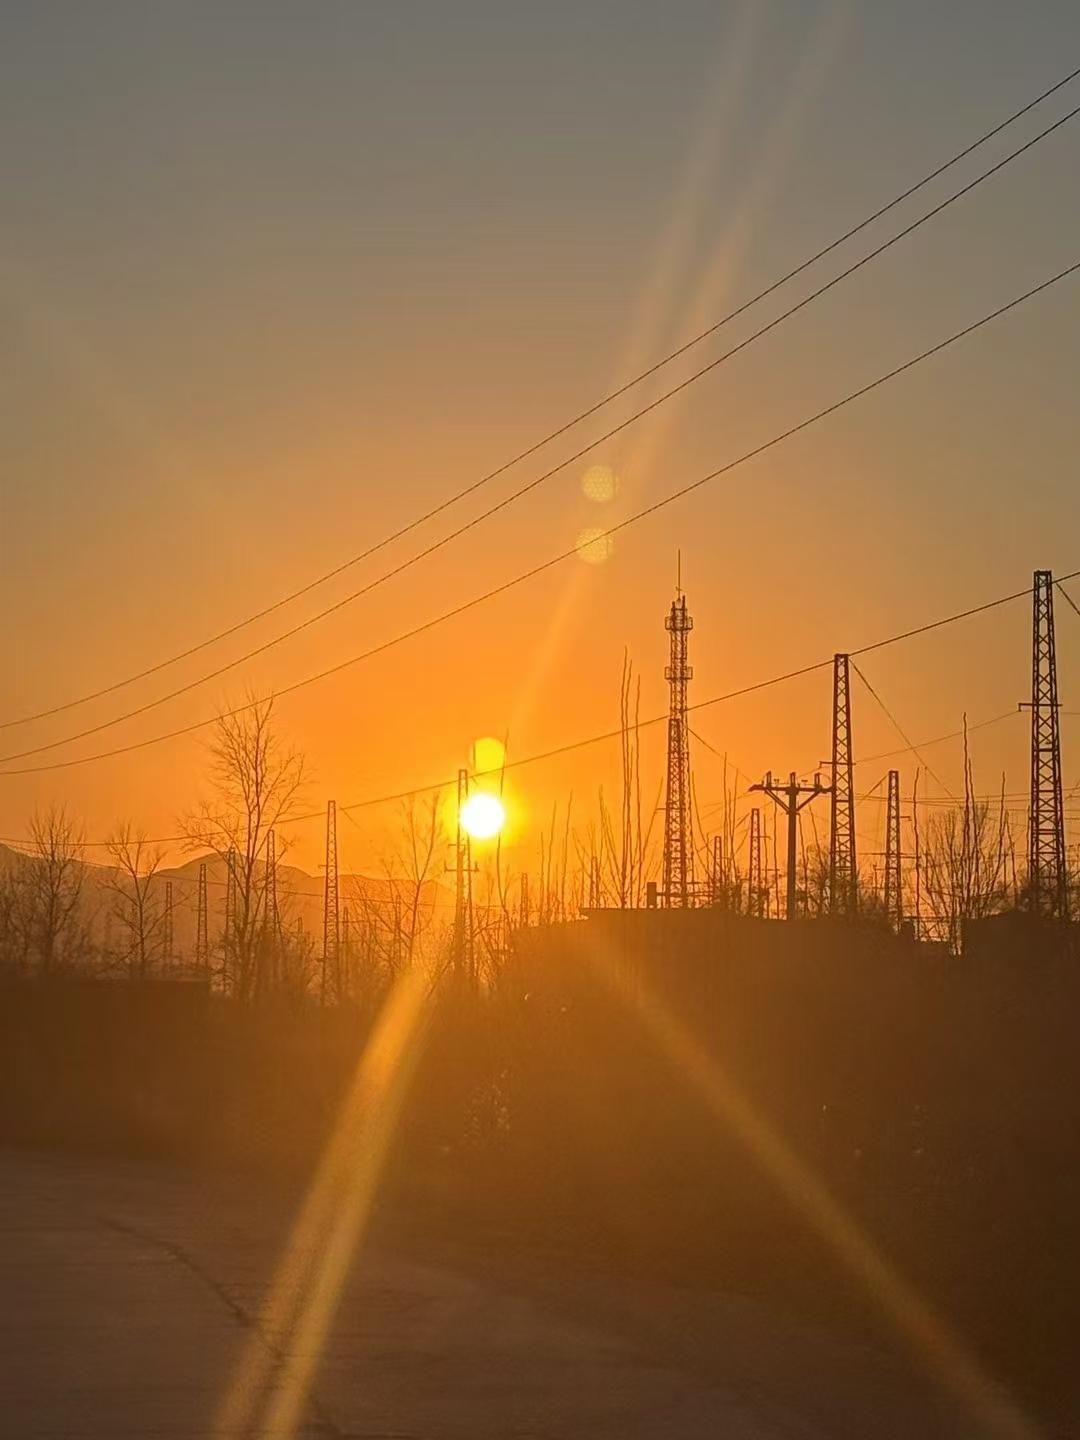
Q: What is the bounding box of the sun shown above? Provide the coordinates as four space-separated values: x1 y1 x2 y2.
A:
459 791 506 841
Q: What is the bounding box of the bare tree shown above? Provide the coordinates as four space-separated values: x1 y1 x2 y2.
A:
181 696 306 1000
800 841 831 918
104 825 166 980
0 854 31 973
22 806 86 975
920 727 1010 950
344 795 447 999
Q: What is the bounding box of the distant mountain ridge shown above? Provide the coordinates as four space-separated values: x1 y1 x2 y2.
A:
0 842 450 963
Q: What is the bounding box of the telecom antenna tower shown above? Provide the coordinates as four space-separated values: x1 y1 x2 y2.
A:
748 807 765 917
662 573 695 907
1027 570 1067 919
195 861 209 978
829 653 858 916
884 768 903 932
323 800 340 1003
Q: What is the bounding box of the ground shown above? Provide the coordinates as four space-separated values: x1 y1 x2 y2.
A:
0 1147 1013 1438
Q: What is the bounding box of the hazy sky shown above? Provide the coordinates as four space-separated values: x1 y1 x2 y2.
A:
2 1 1079 872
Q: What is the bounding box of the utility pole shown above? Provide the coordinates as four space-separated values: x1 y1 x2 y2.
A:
829 653 857 916
662 577 695 907
884 768 903 932
163 879 174 969
1025 570 1067 919
752 772 829 921
711 834 723 907
322 800 340 1004
747 807 765 917
453 768 473 979
195 862 209 979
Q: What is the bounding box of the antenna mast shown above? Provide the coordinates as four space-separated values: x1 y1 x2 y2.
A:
662 580 695 906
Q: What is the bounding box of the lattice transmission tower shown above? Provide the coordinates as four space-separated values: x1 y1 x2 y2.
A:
323 800 339 1003
883 768 903 932
748 807 765 917
662 587 695 906
195 861 209 979
1027 570 1067 919
829 653 857 916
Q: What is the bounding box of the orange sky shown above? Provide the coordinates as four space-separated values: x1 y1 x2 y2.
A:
2 3 1079 879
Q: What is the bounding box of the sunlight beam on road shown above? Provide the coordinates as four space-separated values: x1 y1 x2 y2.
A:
573 927 1041 1440
214 963 433 1439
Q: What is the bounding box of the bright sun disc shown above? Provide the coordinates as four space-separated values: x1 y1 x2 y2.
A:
460 791 506 840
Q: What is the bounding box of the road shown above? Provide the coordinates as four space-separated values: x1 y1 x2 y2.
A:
0 1148 1004 1438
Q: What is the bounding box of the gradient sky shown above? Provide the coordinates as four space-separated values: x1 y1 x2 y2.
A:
2 1 1079 875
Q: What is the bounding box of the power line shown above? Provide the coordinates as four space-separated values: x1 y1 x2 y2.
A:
5 66 1079 737
3 257 1078 779
4 566 1074 852
1056 581 1080 621
850 658 956 799
855 709 1021 767
8 103 1078 766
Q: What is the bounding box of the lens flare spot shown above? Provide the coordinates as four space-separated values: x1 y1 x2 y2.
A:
460 791 506 840
472 735 506 776
581 464 618 503
575 526 614 565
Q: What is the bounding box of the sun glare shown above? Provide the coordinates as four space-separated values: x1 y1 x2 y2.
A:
460 791 506 841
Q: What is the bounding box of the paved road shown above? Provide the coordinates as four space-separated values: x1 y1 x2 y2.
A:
0 1149 1003 1438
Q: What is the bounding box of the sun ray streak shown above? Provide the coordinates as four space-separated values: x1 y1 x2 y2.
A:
214 963 434 1438
508 6 852 751
622 0 854 491
572 926 1041 1439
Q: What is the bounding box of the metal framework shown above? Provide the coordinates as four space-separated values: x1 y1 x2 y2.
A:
323 800 339 1002
1028 570 1067 919
884 768 903 932
195 862 209 977
829 653 858 916
752 771 829 921
748 808 765 917
662 591 695 906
